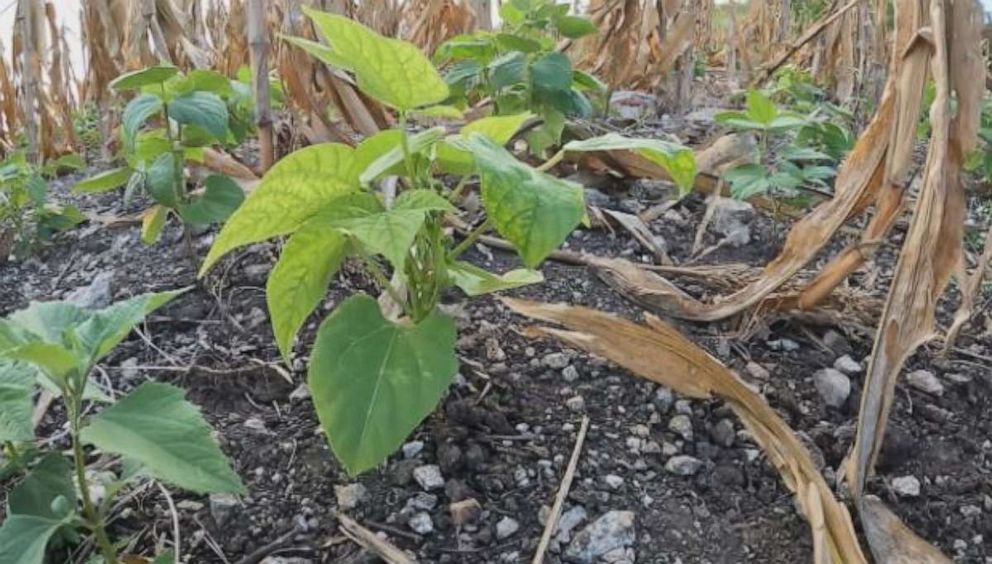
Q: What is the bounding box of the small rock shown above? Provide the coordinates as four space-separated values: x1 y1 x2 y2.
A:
66 271 114 310
745 361 769 380
566 510 636 564
402 440 425 459
604 474 624 490
823 330 853 356
653 387 674 413
833 355 862 375
450 498 483 526
665 455 703 476
408 512 434 534
120 357 139 381
768 338 800 352
334 483 368 510
555 505 588 543
906 369 944 396
710 419 735 448
892 475 921 497
437 442 464 473
814 368 851 408
562 365 580 382
543 352 570 369
413 465 445 491
209 493 239 525
496 516 520 539
566 395 586 412
176 500 204 511
668 414 693 441
406 492 438 512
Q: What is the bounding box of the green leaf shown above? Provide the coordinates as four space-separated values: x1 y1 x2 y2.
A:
297 8 448 110
179 175 245 225
767 115 809 131
308 294 458 475
121 94 163 149
561 132 698 194
329 190 451 271
73 167 134 194
110 65 179 91
348 130 403 182
0 515 65 564
488 52 527 90
141 205 169 245
531 53 573 96
168 92 229 140
74 290 184 363
7 454 76 521
201 143 359 275
745 89 777 125
437 113 533 175
6 302 86 345
556 15 598 38
358 127 445 185
145 152 178 207
412 105 465 120
5 343 79 382
447 261 543 296
0 362 35 443
81 382 245 494
494 33 542 53
267 193 383 361
724 163 771 199
451 133 584 267
572 69 606 92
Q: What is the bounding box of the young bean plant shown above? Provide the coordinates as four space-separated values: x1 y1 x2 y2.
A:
201 9 695 475
0 291 244 564
433 0 606 154
74 66 245 247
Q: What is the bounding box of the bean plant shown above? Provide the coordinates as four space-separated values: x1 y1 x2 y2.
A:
202 9 695 475
0 291 244 564
74 66 244 247
0 152 86 260
717 89 839 200
433 0 606 154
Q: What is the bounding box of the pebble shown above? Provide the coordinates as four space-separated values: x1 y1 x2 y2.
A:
604 475 624 490
892 475 921 497
745 361 770 380
555 505 588 543
543 352 570 369
496 516 520 539
668 414 693 441
563 365 580 382
653 387 674 413
120 357 139 381
566 395 586 412
906 369 944 396
814 368 851 408
823 330 853 356
710 419 735 448
665 455 703 476
406 492 438 512
66 270 114 310
209 493 239 525
833 355 862 375
413 465 445 491
768 338 800 352
566 510 636 564
450 498 483 526
408 512 434 534
402 440 425 459
334 483 368 510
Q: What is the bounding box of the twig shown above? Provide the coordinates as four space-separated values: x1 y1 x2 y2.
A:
233 523 303 564
193 515 231 564
336 512 415 564
156 482 181 564
532 415 590 564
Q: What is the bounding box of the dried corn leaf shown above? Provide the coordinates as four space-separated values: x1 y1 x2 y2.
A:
503 298 866 564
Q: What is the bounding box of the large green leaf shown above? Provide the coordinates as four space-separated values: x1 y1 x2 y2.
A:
436 113 533 175
74 290 184 363
556 15 598 38
6 302 86 346
348 130 404 182
745 89 777 125
179 175 245 225
167 92 229 140
488 52 527 90
0 362 35 443
358 127 445 185
200 143 359 274
530 53 573 98
0 515 65 564
81 382 245 494
561 133 698 194
328 189 452 270
266 193 382 361
121 94 163 149
5 343 79 383
110 65 179 91
308 294 458 474
145 152 179 207
292 9 448 110
0 454 76 564
447 261 543 296
451 134 584 267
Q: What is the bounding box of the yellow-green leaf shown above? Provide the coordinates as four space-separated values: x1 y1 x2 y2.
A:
437 112 533 175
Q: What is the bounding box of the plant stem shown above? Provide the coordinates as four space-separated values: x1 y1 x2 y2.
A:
357 248 410 318
450 217 491 259
67 388 117 564
398 112 417 182
447 176 470 203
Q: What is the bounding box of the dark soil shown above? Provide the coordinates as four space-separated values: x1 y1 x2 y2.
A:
2 136 991 564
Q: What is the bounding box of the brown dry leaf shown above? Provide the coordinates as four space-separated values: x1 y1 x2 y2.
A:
502 298 866 564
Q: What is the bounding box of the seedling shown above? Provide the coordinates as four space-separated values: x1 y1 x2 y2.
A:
205 10 694 475
73 66 244 248
0 291 244 564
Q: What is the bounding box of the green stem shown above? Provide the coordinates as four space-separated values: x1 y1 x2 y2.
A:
357 248 410 318
67 385 117 564
398 112 416 182
450 217 491 259
447 176 471 203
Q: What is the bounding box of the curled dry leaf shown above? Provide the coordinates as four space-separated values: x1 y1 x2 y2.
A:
502 298 866 564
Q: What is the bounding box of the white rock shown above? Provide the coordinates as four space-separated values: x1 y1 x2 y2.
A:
554 505 588 543
408 512 434 534
66 271 115 310
814 368 851 408
906 369 944 396
566 395 586 412
209 493 239 525
413 465 444 491
334 483 368 510
665 455 703 476
402 440 425 459
566 510 636 563
892 475 921 497
604 474 624 490
668 414 693 441
745 361 770 380
496 516 520 539
833 355 862 375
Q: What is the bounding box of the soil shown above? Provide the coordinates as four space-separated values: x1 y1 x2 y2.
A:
2 126 991 564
